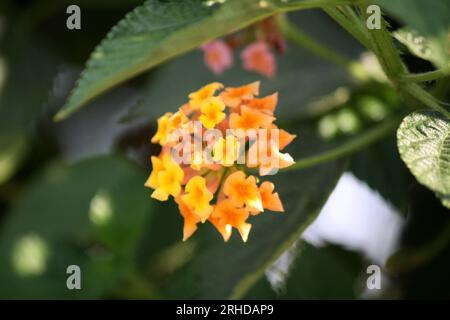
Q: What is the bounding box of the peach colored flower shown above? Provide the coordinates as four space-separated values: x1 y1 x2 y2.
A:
241 41 276 78
202 40 233 75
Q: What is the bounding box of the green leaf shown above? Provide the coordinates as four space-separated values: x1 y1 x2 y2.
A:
0 155 154 299
55 0 342 121
0 130 28 184
394 28 439 64
397 110 450 209
351 135 410 210
0 31 58 185
375 0 450 69
279 243 365 299
386 221 450 274
164 159 347 299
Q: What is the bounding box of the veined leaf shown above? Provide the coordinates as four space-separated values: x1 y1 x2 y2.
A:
397 111 450 209
375 0 450 69
54 0 346 121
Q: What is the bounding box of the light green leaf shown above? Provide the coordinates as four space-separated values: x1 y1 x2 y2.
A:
394 28 437 63
0 155 154 299
375 0 450 69
55 0 345 120
397 110 450 209
164 159 347 299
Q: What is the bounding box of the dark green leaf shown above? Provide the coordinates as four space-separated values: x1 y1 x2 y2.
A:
0 155 153 299
164 159 347 299
279 243 365 299
351 135 410 210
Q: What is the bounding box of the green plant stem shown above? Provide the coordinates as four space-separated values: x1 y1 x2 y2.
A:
276 14 367 80
359 2 450 118
400 69 450 83
322 6 372 50
285 115 401 170
360 4 405 80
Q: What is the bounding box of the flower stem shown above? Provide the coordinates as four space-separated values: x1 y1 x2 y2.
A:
400 69 450 83
285 115 401 170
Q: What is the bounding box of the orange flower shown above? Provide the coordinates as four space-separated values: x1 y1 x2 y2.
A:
182 176 214 222
247 93 278 115
220 81 260 108
278 127 297 150
258 125 296 150
248 139 295 176
223 171 263 212
175 196 202 241
259 181 284 213
211 199 252 242
229 105 275 131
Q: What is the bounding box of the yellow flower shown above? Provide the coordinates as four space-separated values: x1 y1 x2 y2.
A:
144 156 164 189
199 97 226 129
182 176 214 222
151 112 172 145
168 110 189 131
189 82 223 110
212 135 241 167
150 154 184 201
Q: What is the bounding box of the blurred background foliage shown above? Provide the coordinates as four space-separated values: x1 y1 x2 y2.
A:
0 0 449 299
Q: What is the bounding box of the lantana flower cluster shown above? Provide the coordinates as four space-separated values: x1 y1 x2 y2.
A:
145 81 296 242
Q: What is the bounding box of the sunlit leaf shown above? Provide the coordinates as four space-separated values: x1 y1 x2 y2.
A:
397 110 450 209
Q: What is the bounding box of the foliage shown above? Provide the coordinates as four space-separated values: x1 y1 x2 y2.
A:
0 0 449 299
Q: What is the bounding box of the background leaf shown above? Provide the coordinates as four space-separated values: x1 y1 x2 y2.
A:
397 110 450 209
0 31 58 185
278 243 365 299
375 0 450 69
163 159 347 299
0 155 154 299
